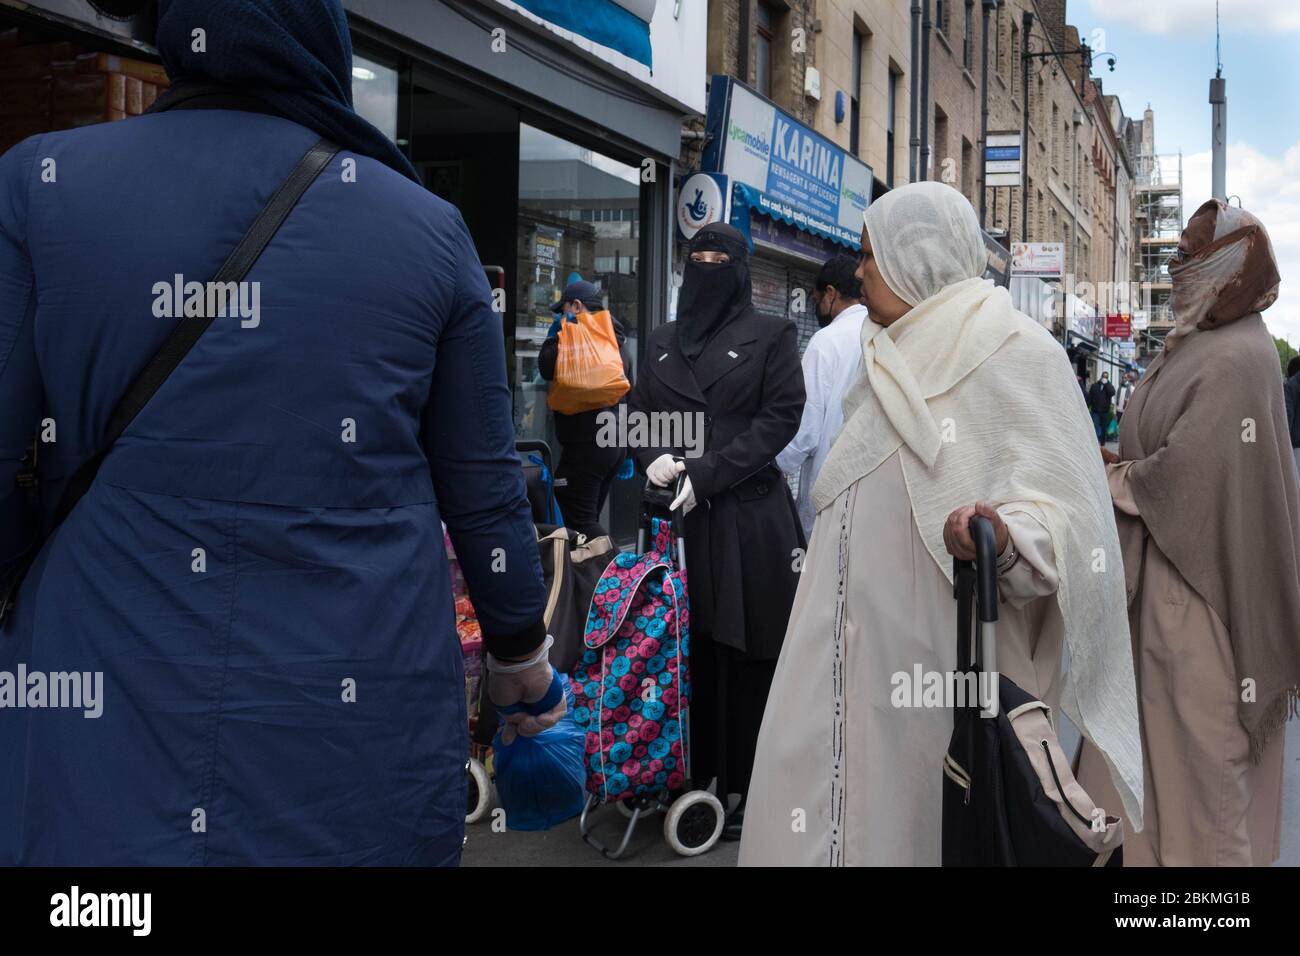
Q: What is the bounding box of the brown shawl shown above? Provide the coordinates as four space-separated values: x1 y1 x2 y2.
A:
1119 199 1300 760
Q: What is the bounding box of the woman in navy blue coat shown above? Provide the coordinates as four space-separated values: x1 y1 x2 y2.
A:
0 0 548 865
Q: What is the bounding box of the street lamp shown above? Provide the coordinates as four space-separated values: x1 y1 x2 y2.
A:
1018 12 1120 247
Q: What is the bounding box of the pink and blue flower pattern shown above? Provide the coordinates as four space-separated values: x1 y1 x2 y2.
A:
571 518 690 803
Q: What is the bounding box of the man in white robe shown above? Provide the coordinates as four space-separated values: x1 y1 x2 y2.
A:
776 254 868 538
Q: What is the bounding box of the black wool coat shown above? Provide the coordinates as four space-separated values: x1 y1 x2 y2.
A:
629 306 806 660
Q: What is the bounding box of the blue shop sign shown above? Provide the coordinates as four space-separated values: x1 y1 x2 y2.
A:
701 75 872 250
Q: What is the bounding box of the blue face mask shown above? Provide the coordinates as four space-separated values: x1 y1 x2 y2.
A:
564 311 578 323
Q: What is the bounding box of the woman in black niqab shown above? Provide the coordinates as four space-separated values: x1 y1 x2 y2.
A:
677 223 753 364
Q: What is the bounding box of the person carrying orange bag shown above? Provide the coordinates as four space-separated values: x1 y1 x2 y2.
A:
548 308 630 415
538 279 634 537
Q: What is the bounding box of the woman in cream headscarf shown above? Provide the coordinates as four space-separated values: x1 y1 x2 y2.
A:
739 182 1144 866
1076 199 1300 866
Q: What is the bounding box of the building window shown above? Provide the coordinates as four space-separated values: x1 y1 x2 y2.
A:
934 105 949 181
961 136 974 203
963 1 974 70
887 66 899 187
755 2 774 98
936 0 948 35
1051 103 1060 171
851 29 864 155
993 3 1002 76
1010 24 1019 99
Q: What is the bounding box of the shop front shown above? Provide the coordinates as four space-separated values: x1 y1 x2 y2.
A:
0 0 705 544
684 76 872 352
344 0 704 542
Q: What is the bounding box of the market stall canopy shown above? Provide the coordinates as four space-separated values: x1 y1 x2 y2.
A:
506 0 654 68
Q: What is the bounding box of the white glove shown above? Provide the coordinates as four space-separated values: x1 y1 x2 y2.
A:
670 474 696 514
647 453 684 487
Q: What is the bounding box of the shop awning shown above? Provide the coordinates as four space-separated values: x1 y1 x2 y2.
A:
510 0 654 68
731 182 862 251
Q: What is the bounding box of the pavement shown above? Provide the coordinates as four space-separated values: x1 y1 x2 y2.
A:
460 805 740 867
462 721 1300 867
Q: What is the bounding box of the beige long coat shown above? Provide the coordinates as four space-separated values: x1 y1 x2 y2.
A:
1074 463 1286 866
738 451 1065 866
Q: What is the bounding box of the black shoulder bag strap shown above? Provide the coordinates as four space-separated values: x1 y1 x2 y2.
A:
0 137 339 629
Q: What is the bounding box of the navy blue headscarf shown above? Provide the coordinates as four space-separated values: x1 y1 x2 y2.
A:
154 0 420 183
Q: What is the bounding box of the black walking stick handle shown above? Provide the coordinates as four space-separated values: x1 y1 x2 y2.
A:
969 515 1000 625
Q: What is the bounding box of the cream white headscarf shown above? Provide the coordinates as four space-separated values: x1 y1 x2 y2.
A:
814 182 1145 827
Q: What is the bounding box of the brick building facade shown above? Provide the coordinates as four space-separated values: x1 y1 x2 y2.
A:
696 0 1140 355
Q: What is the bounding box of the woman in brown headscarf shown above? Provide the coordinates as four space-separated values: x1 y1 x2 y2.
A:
1077 199 1300 866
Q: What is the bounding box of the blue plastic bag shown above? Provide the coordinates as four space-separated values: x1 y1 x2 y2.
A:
492 674 586 831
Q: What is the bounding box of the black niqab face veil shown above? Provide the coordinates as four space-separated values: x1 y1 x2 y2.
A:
676 222 753 365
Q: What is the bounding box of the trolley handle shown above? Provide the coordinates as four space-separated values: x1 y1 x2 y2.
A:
639 469 689 567
952 514 1000 695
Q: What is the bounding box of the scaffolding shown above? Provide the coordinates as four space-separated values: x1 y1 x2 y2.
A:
1133 150 1183 359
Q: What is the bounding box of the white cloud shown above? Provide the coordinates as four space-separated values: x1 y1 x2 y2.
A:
1087 0 1300 35
1183 139 1300 344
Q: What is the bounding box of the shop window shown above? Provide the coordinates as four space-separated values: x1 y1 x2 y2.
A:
515 123 641 442
350 55 399 144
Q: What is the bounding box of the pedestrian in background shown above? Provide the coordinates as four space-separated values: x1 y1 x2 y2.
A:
1088 371 1116 444
742 183 1142 866
1115 371 1136 426
776 253 868 539
1285 355 1300 474
1080 199 1300 866
628 221 805 842
538 278 634 538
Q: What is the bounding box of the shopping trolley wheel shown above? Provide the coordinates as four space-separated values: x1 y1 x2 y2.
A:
466 757 492 824
663 790 724 856
617 795 661 819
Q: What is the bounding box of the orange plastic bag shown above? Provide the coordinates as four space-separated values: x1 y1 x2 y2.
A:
548 309 630 415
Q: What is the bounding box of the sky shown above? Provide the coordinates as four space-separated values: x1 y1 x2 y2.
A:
1075 0 1300 344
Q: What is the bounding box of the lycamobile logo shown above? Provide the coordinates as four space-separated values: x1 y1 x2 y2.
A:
842 185 868 207
729 122 770 156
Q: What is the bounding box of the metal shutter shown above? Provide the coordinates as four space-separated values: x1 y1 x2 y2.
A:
749 255 790 322
788 267 819 354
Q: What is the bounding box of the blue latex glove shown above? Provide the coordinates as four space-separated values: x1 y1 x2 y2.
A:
546 313 579 338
